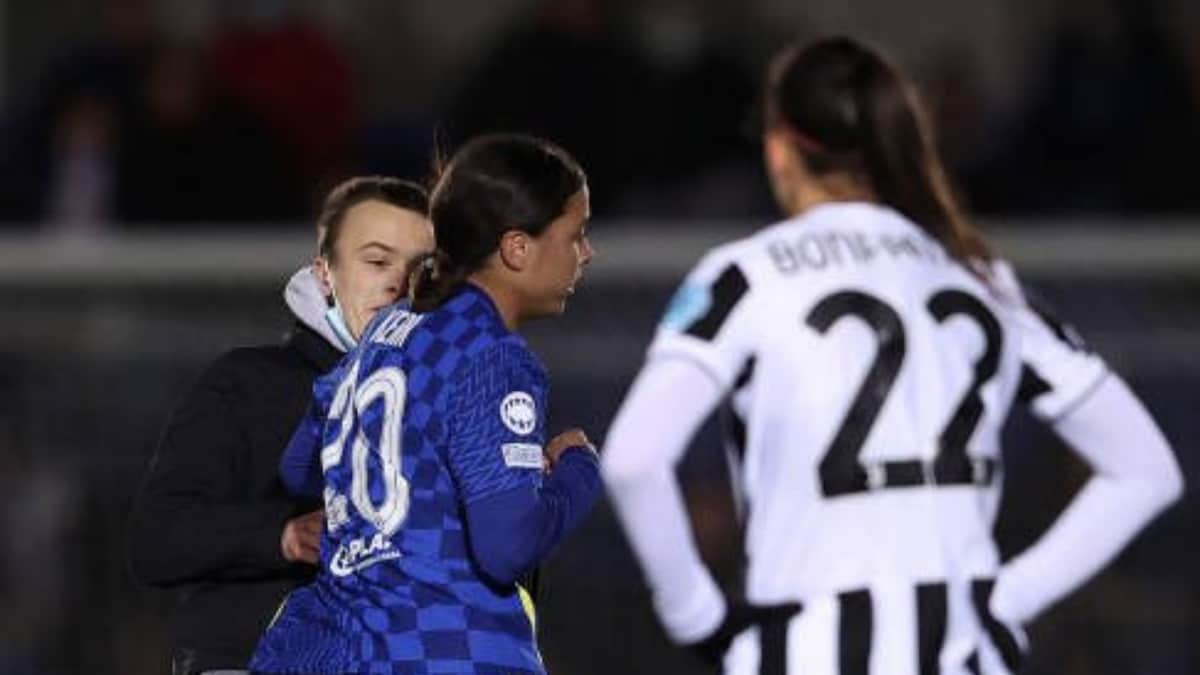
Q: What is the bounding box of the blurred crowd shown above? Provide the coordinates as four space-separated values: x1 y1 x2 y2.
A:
0 3 1198 674
1 0 1199 231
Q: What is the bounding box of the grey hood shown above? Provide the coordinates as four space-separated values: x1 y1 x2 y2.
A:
284 266 348 353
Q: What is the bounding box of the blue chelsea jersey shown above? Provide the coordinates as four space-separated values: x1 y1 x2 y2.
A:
252 285 550 674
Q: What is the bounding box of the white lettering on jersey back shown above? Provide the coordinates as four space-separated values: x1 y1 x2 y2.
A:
370 310 423 348
650 203 1023 604
766 227 949 275
639 203 1074 674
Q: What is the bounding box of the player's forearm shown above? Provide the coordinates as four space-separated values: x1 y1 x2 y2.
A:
606 461 726 643
466 449 601 586
601 358 728 643
518 448 602 566
128 498 297 585
992 477 1172 624
992 376 1183 624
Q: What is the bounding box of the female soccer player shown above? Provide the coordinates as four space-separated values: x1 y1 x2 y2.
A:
251 134 601 674
602 37 1182 675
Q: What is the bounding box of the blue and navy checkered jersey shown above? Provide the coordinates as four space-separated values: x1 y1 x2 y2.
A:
251 285 553 674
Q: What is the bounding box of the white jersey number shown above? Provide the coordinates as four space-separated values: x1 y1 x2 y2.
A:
320 361 411 536
807 289 1001 497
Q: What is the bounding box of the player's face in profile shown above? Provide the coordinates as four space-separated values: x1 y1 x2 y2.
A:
525 187 592 318
326 200 434 338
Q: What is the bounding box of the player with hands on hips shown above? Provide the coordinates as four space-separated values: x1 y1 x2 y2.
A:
602 36 1183 675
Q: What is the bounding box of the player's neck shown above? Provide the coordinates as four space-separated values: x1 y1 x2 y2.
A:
789 175 876 216
464 275 522 332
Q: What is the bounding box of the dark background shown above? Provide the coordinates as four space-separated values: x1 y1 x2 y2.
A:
0 1 1197 673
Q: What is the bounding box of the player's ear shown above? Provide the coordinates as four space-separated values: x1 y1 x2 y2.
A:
312 256 335 299
497 229 532 272
764 130 799 177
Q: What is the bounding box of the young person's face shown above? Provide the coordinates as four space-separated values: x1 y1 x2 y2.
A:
317 200 434 338
521 188 593 319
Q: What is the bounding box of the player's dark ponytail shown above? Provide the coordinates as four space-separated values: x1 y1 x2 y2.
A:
409 250 469 312
767 36 991 262
409 133 587 312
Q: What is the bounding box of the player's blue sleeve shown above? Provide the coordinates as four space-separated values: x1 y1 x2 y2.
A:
279 400 324 499
466 448 601 586
445 342 549 502
278 367 340 499
444 341 601 585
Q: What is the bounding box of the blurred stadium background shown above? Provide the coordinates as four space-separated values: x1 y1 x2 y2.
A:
0 0 1197 673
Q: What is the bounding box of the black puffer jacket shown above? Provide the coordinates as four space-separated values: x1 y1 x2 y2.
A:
128 323 340 673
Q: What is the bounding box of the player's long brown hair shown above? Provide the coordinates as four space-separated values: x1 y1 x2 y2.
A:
766 36 992 262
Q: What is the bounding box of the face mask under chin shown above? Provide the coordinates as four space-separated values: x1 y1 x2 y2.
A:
324 298 358 351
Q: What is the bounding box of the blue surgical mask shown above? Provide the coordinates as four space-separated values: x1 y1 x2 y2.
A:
324 294 357 351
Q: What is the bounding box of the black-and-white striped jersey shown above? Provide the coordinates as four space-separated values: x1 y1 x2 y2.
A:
648 202 1106 674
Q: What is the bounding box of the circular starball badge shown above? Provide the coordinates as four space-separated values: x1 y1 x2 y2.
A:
499 391 537 436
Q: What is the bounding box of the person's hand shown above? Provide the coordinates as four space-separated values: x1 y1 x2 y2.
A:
685 601 802 666
281 509 324 565
544 428 596 471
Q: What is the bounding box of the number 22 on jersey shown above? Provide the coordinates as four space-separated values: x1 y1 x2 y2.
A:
807 288 1003 497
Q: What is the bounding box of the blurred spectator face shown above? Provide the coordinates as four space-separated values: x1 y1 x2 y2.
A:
315 201 434 338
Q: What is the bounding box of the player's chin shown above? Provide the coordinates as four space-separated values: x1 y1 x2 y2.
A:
558 284 579 309
528 284 576 319
549 297 570 316
536 292 572 318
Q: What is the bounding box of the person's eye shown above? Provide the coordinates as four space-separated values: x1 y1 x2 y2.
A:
366 259 389 268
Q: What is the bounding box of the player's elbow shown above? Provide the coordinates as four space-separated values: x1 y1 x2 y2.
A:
1132 434 1185 509
473 541 531 588
1151 451 1185 508
601 447 668 495
465 495 542 588
1116 447 1185 518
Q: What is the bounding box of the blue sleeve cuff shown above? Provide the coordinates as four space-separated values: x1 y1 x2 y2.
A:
465 449 601 586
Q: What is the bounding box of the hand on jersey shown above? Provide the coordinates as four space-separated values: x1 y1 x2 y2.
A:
543 428 597 473
281 508 324 565
687 601 802 666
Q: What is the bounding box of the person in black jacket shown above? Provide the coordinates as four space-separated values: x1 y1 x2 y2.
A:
128 176 435 675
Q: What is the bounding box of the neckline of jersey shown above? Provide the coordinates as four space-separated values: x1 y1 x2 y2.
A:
453 282 508 331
